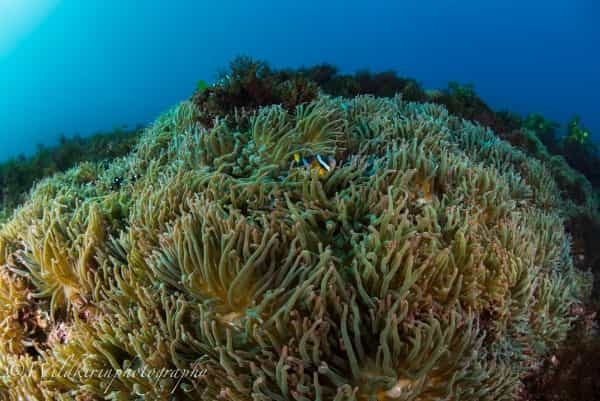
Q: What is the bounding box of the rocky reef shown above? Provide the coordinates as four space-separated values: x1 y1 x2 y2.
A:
0 84 593 400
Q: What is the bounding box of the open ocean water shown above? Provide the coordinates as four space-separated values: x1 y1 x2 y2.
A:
0 0 598 159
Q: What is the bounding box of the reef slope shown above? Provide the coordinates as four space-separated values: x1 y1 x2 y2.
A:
0 95 591 400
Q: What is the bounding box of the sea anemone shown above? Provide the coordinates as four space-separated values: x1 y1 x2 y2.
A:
0 95 590 400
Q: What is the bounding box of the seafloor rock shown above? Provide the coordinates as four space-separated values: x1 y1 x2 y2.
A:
0 95 591 400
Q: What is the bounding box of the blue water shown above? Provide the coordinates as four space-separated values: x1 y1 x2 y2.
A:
1 0 598 160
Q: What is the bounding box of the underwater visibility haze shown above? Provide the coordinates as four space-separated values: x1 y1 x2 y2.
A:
1 0 599 159
0 1 600 401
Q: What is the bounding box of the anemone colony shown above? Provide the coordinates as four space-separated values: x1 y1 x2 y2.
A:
0 92 593 400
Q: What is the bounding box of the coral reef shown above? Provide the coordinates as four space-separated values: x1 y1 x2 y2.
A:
191 57 600 196
521 113 561 154
520 303 599 401
561 115 600 188
191 58 600 305
0 126 142 221
0 91 591 400
191 57 320 128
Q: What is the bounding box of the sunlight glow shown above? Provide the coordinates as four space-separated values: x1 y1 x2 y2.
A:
0 0 60 56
